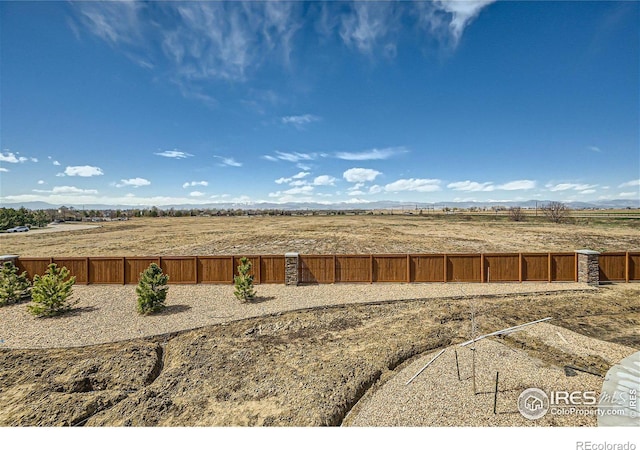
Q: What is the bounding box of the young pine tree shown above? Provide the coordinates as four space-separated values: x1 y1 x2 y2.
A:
0 261 31 306
234 257 256 303
136 263 169 315
27 263 77 317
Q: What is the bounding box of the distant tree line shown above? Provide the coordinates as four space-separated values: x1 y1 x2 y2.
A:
1 201 575 230
0 207 50 230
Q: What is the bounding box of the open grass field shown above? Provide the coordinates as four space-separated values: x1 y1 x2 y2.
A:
1 214 639 257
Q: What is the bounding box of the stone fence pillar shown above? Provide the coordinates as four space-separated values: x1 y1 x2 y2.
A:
285 252 299 286
0 255 19 266
576 250 600 285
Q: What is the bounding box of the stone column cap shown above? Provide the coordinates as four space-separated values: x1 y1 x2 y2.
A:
0 254 19 261
285 252 299 258
575 249 600 255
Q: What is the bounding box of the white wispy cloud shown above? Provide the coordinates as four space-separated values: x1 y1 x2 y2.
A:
335 147 407 161
155 150 193 159
384 178 441 193
189 191 205 197
115 177 151 188
0 168 9 173
263 151 320 163
275 172 310 184
618 192 639 198
33 186 99 195
496 180 536 190
588 146 602 153
213 156 242 167
182 181 209 189
0 151 28 163
618 179 640 188
37 180 45 185
281 114 321 127
343 168 382 183
447 180 495 192
416 0 497 48
545 183 598 192
313 175 336 186
64 165 104 177
339 2 399 55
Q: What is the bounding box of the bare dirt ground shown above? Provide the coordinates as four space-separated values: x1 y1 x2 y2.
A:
1 215 638 256
0 284 638 426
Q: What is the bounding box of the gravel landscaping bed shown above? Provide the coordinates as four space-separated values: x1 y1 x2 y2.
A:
0 282 592 349
346 322 636 426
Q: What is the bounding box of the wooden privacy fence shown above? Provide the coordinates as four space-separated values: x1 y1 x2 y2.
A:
13 252 640 285
15 255 286 285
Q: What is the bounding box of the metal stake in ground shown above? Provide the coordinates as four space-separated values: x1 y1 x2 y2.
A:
455 349 461 382
493 371 499 414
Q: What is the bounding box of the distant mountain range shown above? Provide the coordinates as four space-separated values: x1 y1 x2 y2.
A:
1 199 638 211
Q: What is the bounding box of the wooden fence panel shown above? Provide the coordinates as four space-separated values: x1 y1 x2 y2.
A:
15 257 51 281
336 255 371 283
198 256 233 284
629 253 640 282
484 254 520 282
233 256 261 284
411 255 444 282
89 257 125 284
161 257 197 284
599 253 627 282
373 255 408 282
521 254 548 281
447 255 481 282
51 257 89 284
260 256 285 284
125 257 161 284
551 253 575 282
299 255 334 284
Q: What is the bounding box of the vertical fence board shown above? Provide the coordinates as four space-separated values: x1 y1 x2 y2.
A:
521 254 549 281
260 256 285 284
233 256 261 284
599 253 628 282
484 254 520 282
372 255 408 282
89 257 125 284
447 254 481 282
125 257 161 284
336 255 371 283
161 257 197 284
52 258 89 284
551 253 575 282
411 255 445 282
198 256 233 284
15 258 52 281
629 253 640 281
299 255 334 284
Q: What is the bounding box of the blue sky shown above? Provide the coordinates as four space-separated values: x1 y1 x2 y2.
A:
1 0 638 207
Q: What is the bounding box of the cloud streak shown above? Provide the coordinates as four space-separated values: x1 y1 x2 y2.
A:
335 147 407 161
155 150 193 159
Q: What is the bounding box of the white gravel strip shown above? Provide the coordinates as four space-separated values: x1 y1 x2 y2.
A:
347 323 636 427
0 282 592 349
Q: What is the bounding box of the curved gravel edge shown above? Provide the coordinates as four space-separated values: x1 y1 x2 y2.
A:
0 282 593 349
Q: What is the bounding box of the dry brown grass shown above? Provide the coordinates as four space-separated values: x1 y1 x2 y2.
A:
2 215 638 257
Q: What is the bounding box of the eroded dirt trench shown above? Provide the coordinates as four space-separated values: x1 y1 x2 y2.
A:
1 287 638 426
